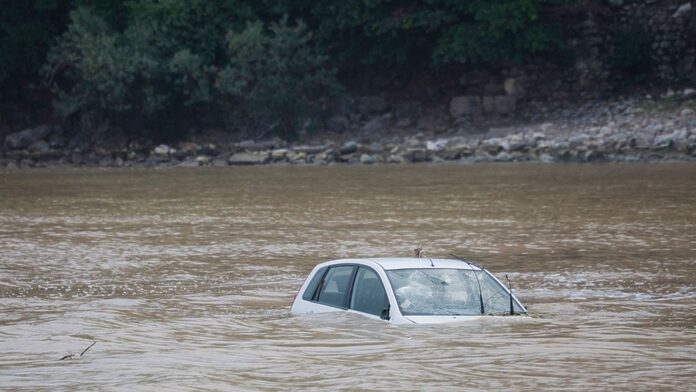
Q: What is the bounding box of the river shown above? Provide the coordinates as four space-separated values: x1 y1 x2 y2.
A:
1 163 695 390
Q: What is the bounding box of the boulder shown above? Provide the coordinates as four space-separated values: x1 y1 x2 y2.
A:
227 152 270 165
28 140 50 154
4 125 52 150
270 149 288 160
153 144 170 155
425 139 448 151
437 144 472 161
361 115 390 134
479 138 508 154
339 141 358 155
402 148 429 163
195 155 211 165
568 134 590 148
366 142 385 153
449 96 480 117
672 2 692 18
211 158 228 167
288 151 307 163
178 159 200 168
504 78 524 96
359 154 377 164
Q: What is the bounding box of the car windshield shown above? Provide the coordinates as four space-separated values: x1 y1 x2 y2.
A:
386 268 525 316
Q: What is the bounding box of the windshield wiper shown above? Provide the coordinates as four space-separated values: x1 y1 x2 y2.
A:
450 253 485 315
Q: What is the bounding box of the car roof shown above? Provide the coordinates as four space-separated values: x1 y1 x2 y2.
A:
323 257 480 271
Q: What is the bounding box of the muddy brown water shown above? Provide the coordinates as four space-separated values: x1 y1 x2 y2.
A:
0 163 695 391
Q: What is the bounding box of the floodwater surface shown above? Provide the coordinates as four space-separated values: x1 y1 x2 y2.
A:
0 163 695 390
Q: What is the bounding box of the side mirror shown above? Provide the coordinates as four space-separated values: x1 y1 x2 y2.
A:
380 305 390 321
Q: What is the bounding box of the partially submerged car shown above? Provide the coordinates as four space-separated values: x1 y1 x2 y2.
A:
290 257 527 324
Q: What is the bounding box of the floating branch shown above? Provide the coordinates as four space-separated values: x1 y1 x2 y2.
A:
59 341 96 361
80 341 96 356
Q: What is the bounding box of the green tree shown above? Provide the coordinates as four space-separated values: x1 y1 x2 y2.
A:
215 18 341 139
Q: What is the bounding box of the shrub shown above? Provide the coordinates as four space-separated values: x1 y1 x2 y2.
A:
215 18 341 139
44 8 339 140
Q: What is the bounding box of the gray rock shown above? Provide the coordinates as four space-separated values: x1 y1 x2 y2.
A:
538 153 555 163
271 149 288 160
479 138 508 154
28 140 50 153
495 152 513 161
228 152 270 165
672 2 691 18
402 148 429 163
196 155 211 165
449 96 480 117
504 78 524 96
366 142 385 153
154 144 170 155
387 154 406 164
288 151 307 163
339 141 358 155
568 134 590 148
4 125 52 150
178 159 200 168
361 115 390 134
681 108 694 117
437 143 471 160
359 154 377 164
292 145 327 154
211 158 228 167
98 156 114 167
583 149 604 162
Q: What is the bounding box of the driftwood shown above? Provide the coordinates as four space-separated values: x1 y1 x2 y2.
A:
59 341 96 360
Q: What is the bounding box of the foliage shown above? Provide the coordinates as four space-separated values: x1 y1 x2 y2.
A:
0 0 70 86
298 0 568 71
215 18 341 139
44 7 338 139
7 0 575 139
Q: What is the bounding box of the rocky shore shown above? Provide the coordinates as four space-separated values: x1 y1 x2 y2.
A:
2 92 695 169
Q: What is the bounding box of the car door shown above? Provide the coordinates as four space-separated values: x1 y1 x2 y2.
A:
296 264 356 314
348 266 390 320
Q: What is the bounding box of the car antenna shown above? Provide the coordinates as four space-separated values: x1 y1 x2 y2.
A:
450 253 484 315
505 274 515 316
414 247 434 267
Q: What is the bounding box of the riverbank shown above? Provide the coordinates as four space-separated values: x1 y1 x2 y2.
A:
2 92 695 169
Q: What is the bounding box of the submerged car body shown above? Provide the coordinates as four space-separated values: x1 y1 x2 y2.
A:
290 257 527 324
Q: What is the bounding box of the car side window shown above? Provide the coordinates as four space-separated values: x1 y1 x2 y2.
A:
316 265 354 308
350 267 388 316
302 266 327 301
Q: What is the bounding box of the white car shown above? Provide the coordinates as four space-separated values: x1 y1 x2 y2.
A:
290 257 527 324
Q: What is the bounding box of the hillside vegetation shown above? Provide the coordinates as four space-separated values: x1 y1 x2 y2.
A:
2 0 572 139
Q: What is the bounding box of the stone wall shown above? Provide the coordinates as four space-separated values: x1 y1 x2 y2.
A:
448 1 695 118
